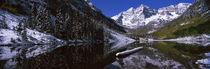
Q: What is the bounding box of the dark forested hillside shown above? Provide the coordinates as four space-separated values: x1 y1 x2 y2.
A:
0 0 125 41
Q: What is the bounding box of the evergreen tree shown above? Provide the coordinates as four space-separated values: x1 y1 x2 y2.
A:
41 7 52 33
0 14 8 29
55 9 65 39
28 3 36 29
64 12 70 39
17 18 28 41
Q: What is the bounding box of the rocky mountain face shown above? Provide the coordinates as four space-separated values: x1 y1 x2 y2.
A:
153 0 210 39
112 3 191 29
0 0 127 45
181 0 210 19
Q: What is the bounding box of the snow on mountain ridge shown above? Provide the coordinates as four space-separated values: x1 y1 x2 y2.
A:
112 4 157 28
158 3 192 15
84 0 101 12
112 3 191 29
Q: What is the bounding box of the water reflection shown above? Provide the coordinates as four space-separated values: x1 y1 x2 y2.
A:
0 41 210 69
109 42 210 69
111 46 186 69
19 43 108 69
0 43 110 69
196 52 210 69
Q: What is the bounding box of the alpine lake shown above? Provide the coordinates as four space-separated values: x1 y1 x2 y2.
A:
0 41 210 69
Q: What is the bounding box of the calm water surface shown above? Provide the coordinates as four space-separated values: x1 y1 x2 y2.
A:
0 42 210 69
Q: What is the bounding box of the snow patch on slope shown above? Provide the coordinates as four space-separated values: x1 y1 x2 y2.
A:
26 29 64 44
0 29 22 44
0 9 64 45
0 9 22 30
84 0 100 12
0 28 64 45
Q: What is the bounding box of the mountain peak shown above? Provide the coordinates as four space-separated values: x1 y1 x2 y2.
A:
126 7 135 12
158 3 191 14
139 4 149 8
136 4 151 10
177 3 191 6
176 3 192 8
112 3 191 29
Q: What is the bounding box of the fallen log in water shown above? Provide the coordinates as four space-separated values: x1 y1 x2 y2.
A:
116 47 144 57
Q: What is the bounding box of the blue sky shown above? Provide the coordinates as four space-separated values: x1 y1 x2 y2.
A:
89 0 194 17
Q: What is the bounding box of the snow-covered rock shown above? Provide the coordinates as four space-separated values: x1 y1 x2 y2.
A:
116 47 143 57
147 29 156 34
180 22 189 26
112 3 191 29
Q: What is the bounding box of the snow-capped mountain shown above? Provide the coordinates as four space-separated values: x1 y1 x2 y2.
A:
153 0 210 39
112 3 191 29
